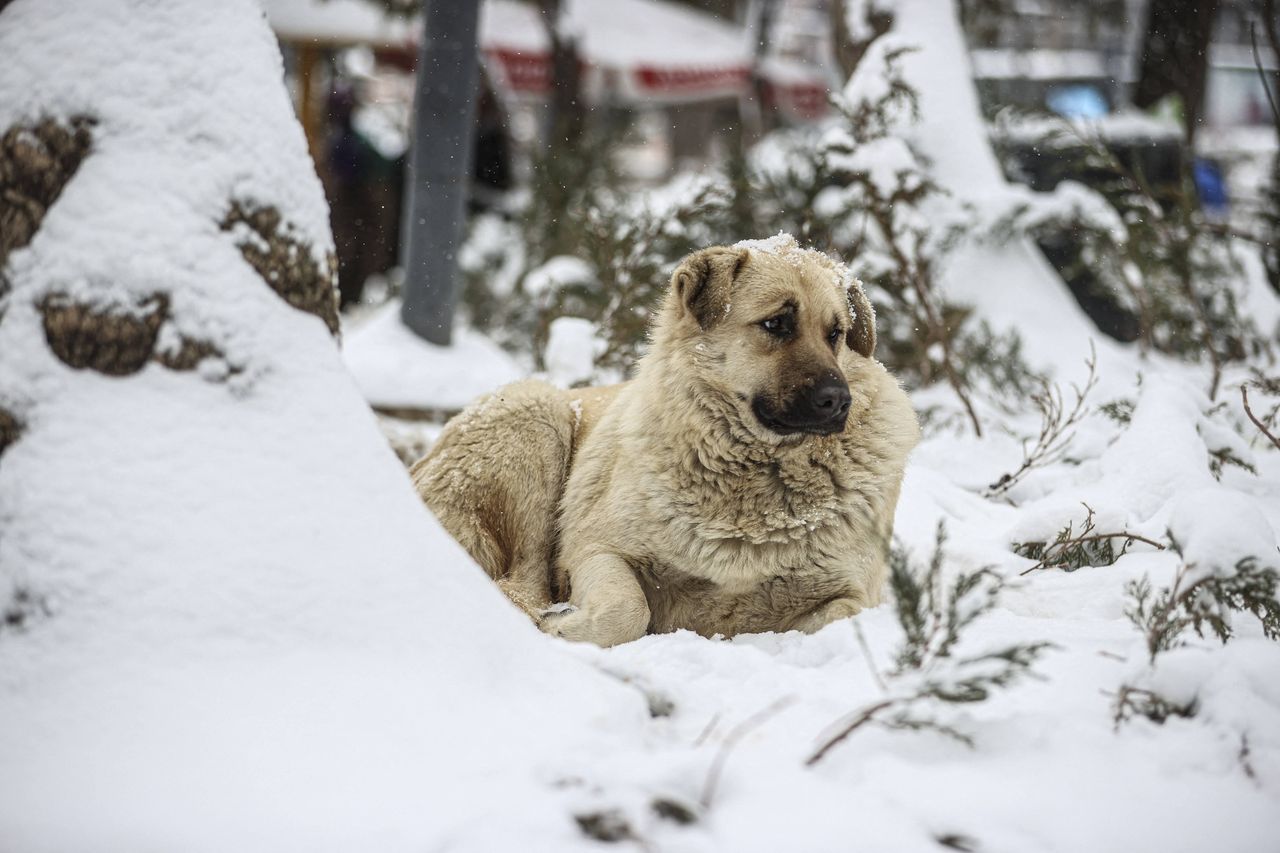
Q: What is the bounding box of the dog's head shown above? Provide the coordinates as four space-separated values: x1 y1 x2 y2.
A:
656 236 877 440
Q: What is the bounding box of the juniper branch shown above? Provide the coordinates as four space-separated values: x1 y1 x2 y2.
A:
1017 504 1165 575
807 528 1051 766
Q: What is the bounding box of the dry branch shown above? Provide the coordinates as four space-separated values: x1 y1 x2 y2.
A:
986 343 1097 499
700 697 795 810
1241 384 1280 451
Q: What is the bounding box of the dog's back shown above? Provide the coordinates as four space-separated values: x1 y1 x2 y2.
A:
410 379 626 617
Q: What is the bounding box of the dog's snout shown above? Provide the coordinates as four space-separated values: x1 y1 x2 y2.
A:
812 378 852 419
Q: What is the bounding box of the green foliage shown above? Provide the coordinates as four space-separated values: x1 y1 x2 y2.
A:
790 45 997 433
1125 540 1280 664
467 38 1046 413
522 131 622 265
952 320 1043 402
1099 398 1135 426
460 126 736 372
993 120 1274 399
1207 446 1258 479
1112 685 1197 726
542 180 732 373
889 524 1051 695
1013 504 1163 574
889 524 1001 671
1115 535 1280 726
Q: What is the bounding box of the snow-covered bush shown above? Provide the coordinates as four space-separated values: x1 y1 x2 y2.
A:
461 169 733 374
1115 537 1280 726
991 122 1276 400
809 525 1051 764
1013 502 1168 575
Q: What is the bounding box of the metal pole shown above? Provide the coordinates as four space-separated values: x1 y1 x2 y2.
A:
399 0 481 345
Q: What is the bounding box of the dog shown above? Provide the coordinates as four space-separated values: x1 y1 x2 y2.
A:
411 235 919 646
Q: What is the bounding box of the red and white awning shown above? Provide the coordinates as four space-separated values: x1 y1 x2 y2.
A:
479 0 752 104
759 56 836 122
264 0 753 105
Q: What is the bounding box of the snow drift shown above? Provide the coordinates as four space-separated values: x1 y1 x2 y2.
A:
0 2 644 850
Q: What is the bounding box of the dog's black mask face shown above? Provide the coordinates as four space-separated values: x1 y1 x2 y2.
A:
751 371 851 436
666 243 876 442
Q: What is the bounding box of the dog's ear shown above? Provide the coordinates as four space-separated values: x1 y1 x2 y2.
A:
671 246 749 330
846 279 877 358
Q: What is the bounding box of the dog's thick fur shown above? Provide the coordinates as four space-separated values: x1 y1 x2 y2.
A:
412 236 919 646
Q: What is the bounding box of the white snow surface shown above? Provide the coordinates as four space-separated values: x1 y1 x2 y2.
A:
342 300 522 410
545 316 604 387
524 254 596 297
0 3 630 851
3 1 1280 851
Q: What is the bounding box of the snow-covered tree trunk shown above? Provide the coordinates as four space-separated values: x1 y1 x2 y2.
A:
844 0 1122 380
0 2 636 848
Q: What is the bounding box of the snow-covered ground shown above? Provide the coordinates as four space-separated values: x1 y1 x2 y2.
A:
344 299 523 413
348 331 1280 853
3 0 1279 851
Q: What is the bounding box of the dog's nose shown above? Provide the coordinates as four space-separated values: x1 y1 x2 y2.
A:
812 378 851 420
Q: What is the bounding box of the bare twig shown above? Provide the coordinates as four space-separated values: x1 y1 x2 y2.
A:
700 697 795 809
854 620 888 693
1242 384 1280 450
808 532 1051 767
1112 684 1196 727
1018 506 1166 577
986 342 1097 499
692 713 721 747
868 201 984 437
805 698 896 767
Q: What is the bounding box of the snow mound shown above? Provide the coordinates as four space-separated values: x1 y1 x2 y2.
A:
0 2 642 850
545 316 604 387
342 300 522 411
524 254 595 297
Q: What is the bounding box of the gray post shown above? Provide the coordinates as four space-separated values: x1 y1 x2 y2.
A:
399 0 482 345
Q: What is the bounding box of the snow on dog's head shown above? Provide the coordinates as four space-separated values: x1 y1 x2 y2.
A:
649 237 882 443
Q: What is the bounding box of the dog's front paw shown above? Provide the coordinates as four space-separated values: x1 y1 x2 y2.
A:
538 602 648 647
536 602 576 627
538 605 592 641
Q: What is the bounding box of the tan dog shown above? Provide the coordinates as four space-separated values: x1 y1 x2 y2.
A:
411 235 919 646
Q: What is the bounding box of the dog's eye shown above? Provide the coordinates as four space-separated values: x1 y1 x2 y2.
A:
828 328 842 348
760 316 790 337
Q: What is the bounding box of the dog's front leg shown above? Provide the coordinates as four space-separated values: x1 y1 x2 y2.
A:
789 596 867 634
540 553 650 647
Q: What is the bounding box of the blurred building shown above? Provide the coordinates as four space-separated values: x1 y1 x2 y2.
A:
965 0 1143 116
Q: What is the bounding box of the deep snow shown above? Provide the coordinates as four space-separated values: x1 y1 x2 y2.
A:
1 0 1279 851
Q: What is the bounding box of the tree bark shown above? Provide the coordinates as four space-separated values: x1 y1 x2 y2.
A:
1132 0 1220 143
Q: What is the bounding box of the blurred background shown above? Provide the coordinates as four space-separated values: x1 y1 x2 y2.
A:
260 0 1280 440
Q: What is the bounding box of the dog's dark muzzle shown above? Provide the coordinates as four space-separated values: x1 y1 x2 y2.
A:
753 374 851 436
